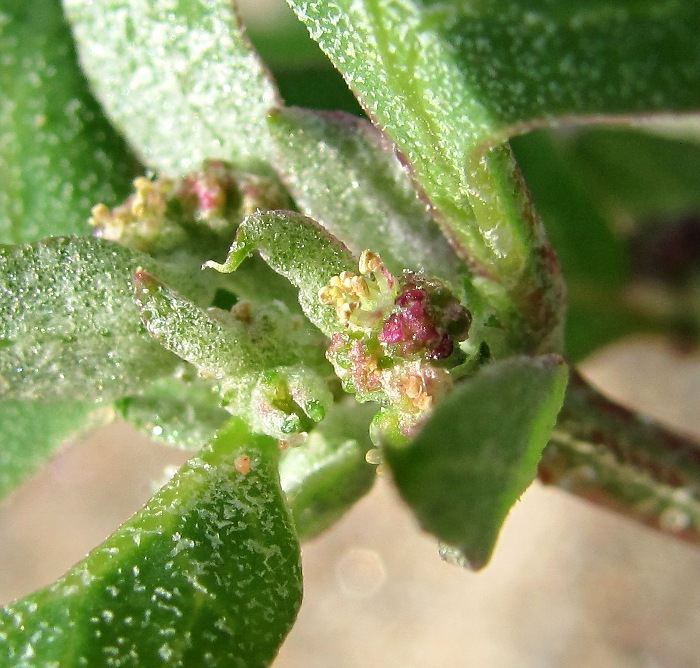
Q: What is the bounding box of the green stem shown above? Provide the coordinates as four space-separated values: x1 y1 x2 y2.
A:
539 370 700 543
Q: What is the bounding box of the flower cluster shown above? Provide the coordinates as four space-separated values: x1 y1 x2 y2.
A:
320 251 471 441
90 160 287 254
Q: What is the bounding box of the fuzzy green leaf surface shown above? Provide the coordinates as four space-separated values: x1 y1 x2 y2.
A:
63 0 280 175
134 272 270 380
0 237 180 402
134 271 333 439
269 108 462 286
385 356 568 569
0 0 138 243
134 271 327 378
206 210 356 335
0 418 302 667
290 0 700 155
290 0 571 353
0 400 103 501
280 401 376 540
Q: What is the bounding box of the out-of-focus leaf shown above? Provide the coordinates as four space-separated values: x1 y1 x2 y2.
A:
0 237 187 402
514 128 700 358
0 0 138 243
512 131 629 288
63 0 280 175
0 418 302 667
244 14 363 114
0 400 104 502
563 127 700 225
269 108 462 286
280 401 376 540
385 355 568 569
115 375 230 451
205 210 357 335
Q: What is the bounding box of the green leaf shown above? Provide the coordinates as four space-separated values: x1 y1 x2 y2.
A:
289 0 571 354
205 210 357 335
0 418 302 666
115 375 230 451
0 237 182 402
63 0 280 175
0 400 104 501
269 108 462 286
280 401 376 540
385 355 568 569
134 271 274 380
0 0 138 243
133 271 333 439
290 0 700 155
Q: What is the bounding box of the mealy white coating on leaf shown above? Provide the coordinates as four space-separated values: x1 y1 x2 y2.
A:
0 237 178 402
288 0 700 283
0 5 135 243
63 0 279 174
0 420 302 666
213 211 357 336
270 109 463 287
134 275 333 439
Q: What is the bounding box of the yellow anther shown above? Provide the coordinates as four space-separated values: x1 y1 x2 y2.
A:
339 271 355 287
336 302 355 323
359 250 382 274
89 203 110 222
131 176 168 219
401 373 433 410
403 374 424 399
318 286 336 305
350 276 370 299
414 393 433 410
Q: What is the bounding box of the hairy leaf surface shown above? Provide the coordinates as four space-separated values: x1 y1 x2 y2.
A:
206 211 357 335
269 108 462 286
0 237 181 402
63 0 280 174
0 418 302 667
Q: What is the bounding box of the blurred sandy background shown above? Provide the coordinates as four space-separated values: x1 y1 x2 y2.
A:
1 337 700 667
